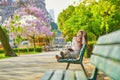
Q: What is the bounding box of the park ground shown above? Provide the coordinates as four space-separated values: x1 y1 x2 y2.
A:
0 51 111 80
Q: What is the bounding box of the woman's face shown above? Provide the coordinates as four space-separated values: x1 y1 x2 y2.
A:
77 32 82 38
77 31 83 43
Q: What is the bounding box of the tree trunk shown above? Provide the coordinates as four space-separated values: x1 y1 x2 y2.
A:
0 26 17 57
32 35 36 52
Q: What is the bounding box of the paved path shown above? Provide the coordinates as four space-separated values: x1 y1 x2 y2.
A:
0 51 108 80
0 51 86 80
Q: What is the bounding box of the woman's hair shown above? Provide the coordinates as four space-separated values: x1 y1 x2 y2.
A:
77 30 83 43
83 30 88 44
77 30 88 44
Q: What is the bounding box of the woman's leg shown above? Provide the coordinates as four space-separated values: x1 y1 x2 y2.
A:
56 49 71 60
62 49 71 59
55 55 62 61
55 51 65 61
60 51 65 59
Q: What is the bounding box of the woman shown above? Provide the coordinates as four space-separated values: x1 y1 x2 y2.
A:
56 30 87 60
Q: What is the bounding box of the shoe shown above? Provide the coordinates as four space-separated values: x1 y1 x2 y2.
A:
60 51 65 59
55 55 61 61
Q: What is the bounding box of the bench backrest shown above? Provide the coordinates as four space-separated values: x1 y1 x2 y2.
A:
79 44 86 62
90 30 120 80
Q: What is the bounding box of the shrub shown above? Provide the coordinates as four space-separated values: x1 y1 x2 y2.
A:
36 47 42 52
84 41 96 58
0 49 4 54
29 48 34 52
0 47 42 54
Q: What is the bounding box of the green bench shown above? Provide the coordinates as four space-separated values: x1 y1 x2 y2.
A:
41 30 120 80
58 44 87 76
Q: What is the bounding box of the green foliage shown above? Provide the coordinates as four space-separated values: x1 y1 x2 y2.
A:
6 14 23 44
0 54 11 59
84 41 96 58
28 47 34 52
0 47 42 59
35 47 42 52
0 47 42 54
0 49 4 53
58 5 76 40
57 0 120 41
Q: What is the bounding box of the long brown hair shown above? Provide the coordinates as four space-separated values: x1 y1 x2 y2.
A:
77 30 88 44
82 30 88 44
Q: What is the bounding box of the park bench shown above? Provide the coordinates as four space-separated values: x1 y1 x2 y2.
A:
41 30 120 80
58 44 87 76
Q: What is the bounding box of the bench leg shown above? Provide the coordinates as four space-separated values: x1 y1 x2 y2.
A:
81 63 88 77
66 63 70 70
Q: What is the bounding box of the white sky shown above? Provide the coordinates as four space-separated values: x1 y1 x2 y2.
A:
45 0 80 22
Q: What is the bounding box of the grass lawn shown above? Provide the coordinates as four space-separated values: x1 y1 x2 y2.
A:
0 54 11 59
0 47 42 60
0 52 41 60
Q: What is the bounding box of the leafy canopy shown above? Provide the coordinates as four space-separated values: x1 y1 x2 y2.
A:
57 0 120 41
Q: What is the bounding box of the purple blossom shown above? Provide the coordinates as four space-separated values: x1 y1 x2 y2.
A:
5 4 52 40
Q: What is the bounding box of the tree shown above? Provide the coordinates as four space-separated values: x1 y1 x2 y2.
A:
57 0 120 41
58 5 75 41
0 26 17 56
5 5 52 51
0 0 30 57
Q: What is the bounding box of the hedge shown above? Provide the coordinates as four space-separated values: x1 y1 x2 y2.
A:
0 47 42 54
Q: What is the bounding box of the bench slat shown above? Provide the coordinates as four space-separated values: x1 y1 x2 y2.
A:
41 71 54 80
97 30 120 44
92 45 120 61
58 59 80 64
50 70 64 80
64 70 75 80
91 55 120 80
75 71 87 80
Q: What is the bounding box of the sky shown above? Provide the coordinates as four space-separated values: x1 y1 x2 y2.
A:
45 0 80 22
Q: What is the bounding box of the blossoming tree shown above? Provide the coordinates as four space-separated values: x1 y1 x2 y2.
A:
5 4 52 51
